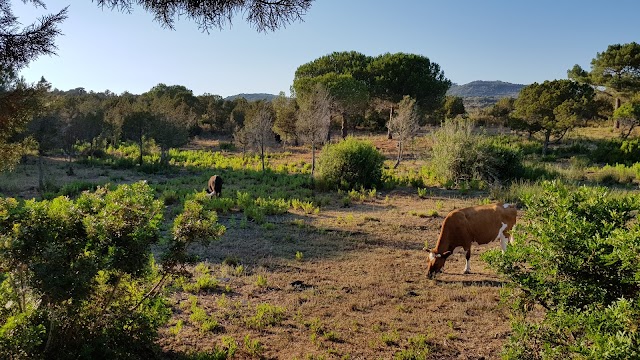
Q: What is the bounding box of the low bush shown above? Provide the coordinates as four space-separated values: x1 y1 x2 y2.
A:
430 119 524 186
483 181 640 359
0 182 226 359
592 138 640 166
245 303 286 329
317 137 385 190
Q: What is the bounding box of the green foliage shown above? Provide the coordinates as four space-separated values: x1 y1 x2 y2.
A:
243 334 263 357
245 303 286 329
417 187 430 199
189 299 220 333
169 199 226 265
184 336 237 359
441 95 466 119
614 97 640 122
483 181 640 359
592 164 637 185
58 180 102 197
169 319 183 335
380 330 400 346
0 182 173 359
569 42 640 94
592 138 640 166
254 196 289 215
255 275 268 288
343 187 377 202
368 52 451 113
430 118 524 186
182 263 219 293
513 79 596 154
394 334 431 360
291 199 318 214
317 137 385 190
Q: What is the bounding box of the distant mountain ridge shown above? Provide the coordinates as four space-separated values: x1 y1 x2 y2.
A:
447 80 525 98
223 82 526 107
224 93 278 101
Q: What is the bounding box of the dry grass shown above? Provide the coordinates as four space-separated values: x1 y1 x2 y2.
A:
159 192 511 359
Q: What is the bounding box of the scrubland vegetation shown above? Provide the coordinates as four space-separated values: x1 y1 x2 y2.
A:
3 4 640 356
2 118 640 359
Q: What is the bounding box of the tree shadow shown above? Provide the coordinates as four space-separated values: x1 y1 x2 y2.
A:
436 278 505 288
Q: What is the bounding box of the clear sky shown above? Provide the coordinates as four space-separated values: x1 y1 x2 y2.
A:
13 0 640 98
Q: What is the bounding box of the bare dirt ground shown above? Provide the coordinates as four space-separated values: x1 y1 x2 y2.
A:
159 191 513 359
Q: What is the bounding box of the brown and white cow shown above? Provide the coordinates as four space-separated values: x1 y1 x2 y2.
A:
206 175 223 197
426 203 517 278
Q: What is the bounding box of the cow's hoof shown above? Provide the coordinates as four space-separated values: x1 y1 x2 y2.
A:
462 270 471 274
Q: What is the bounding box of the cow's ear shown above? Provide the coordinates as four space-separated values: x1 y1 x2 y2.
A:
442 251 453 259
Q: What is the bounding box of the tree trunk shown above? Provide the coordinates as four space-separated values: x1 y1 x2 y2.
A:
138 136 144 166
311 141 316 177
160 148 168 165
621 121 637 139
393 140 403 169
341 113 347 139
387 106 394 139
260 142 265 173
542 130 551 156
614 98 622 129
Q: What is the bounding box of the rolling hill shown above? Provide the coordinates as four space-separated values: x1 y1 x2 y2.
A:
447 80 525 98
224 93 278 101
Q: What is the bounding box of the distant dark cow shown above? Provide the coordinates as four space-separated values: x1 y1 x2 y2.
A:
206 175 223 197
426 203 517 278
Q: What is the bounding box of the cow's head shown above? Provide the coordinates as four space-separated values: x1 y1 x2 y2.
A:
426 250 452 278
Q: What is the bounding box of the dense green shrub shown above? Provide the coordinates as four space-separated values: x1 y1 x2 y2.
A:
430 119 524 186
0 182 225 359
483 181 640 359
479 138 524 181
592 138 640 166
317 137 385 190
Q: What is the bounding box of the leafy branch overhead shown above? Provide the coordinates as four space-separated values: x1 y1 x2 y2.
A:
96 0 315 32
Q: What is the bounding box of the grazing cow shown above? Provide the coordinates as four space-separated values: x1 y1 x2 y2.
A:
206 175 223 197
426 203 517 278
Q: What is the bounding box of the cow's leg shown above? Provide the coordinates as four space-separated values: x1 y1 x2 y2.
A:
498 222 509 252
463 247 471 274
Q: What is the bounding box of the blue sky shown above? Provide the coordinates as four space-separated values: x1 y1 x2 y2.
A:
13 1 640 97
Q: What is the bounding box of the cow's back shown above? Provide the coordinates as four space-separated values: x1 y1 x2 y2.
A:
458 203 516 245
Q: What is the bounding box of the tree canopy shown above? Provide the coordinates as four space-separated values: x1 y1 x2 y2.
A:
96 0 314 32
292 51 451 138
568 42 640 97
513 80 596 155
368 52 451 113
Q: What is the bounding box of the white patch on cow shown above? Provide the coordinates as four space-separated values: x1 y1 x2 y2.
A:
463 250 471 274
428 252 436 261
497 222 509 252
503 203 511 209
